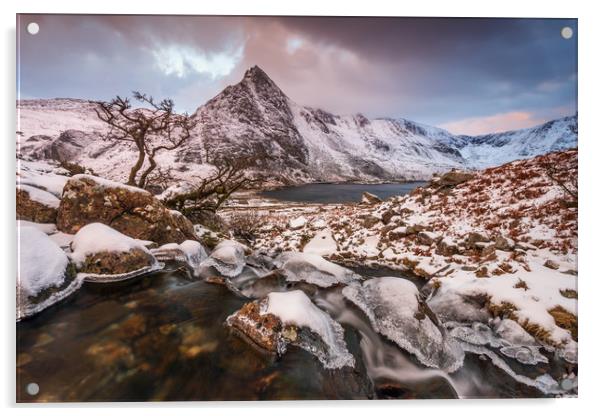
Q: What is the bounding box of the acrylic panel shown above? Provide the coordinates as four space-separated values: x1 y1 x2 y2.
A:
16 14 577 402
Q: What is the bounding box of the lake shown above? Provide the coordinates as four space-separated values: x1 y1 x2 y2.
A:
260 182 427 204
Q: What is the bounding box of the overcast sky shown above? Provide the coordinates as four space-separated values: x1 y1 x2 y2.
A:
17 15 577 135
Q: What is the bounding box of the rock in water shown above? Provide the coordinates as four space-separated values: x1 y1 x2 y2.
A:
201 240 247 277
17 184 60 223
57 174 196 245
343 277 464 372
227 290 355 369
153 240 208 270
273 251 361 288
361 192 382 204
17 226 82 320
70 223 161 281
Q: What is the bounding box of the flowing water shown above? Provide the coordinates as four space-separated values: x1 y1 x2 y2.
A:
260 182 427 204
17 265 555 402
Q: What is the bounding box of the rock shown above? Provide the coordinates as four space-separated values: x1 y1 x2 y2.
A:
465 231 490 248
288 216 307 230
544 259 560 270
70 223 159 280
438 170 475 186
227 291 355 369
361 192 382 204
388 226 408 240
360 214 381 228
17 185 59 223
17 226 82 320
201 239 247 277
57 175 196 245
516 242 537 251
495 236 515 251
478 242 497 257
406 223 428 235
417 231 440 246
310 218 328 230
436 238 459 256
343 277 464 372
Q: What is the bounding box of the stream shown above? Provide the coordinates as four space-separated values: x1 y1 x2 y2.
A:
17 265 552 402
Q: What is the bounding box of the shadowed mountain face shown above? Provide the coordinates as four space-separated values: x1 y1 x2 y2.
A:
17 66 577 185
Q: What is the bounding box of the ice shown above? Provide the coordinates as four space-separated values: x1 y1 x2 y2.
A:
201 239 246 277
70 223 154 266
153 240 208 270
459 341 562 395
447 322 503 348
343 277 464 372
18 184 60 208
263 290 355 369
17 226 83 320
273 251 361 288
499 346 548 365
494 318 538 346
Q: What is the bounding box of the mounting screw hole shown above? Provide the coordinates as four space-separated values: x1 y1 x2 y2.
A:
26 382 39 396
561 26 573 40
27 22 40 35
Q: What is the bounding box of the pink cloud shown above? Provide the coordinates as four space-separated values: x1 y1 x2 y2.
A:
439 111 548 136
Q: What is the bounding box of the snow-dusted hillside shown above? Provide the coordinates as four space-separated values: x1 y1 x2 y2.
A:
16 66 577 185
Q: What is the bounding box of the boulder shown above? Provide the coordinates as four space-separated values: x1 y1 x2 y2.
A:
465 231 490 248
70 223 159 279
438 170 475 186
495 236 515 251
57 175 196 245
361 192 382 205
17 185 59 223
17 226 81 320
288 216 307 230
544 259 560 270
436 238 459 257
417 231 440 246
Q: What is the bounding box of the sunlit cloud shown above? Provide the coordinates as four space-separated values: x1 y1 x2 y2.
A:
151 44 244 79
439 111 548 136
286 37 304 54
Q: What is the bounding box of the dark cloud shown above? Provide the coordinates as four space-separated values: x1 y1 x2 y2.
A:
17 14 576 134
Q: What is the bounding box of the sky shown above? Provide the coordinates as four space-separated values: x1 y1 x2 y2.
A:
17 15 577 135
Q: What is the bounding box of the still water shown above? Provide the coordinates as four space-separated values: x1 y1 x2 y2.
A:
260 182 427 204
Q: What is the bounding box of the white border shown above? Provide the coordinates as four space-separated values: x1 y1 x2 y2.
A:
2 0 600 414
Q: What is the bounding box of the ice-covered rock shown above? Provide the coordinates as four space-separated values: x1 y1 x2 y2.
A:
71 223 160 281
227 290 355 369
17 226 82 320
494 318 538 346
273 252 361 288
201 239 247 277
499 346 548 365
153 240 208 270
361 192 382 204
447 322 502 348
343 277 464 372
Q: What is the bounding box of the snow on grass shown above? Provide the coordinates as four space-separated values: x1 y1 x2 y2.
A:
18 184 60 208
17 220 56 234
303 229 337 256
70 223 152 265
263 290 355 369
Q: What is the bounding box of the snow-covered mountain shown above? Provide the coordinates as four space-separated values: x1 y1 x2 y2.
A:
16 66 577 185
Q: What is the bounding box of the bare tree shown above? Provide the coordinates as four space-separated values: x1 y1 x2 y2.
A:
164 158 263 221
542 159 578 205
95 92 196 189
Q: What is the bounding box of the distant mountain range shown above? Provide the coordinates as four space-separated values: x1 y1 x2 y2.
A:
17 65 577 185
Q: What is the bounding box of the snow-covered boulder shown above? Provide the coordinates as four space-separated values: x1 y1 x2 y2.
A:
288 216 307 230
201 239 247 277
273 252 361 288
17 226 82 320
16 184 60 223
361 192 382 204
302 229 338 256
438 170 475 186
71 223 160 281
343 277 464 372
227 290 355 369
57 174 197 245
